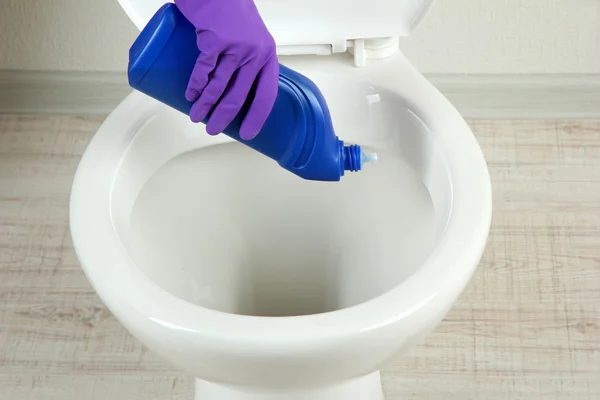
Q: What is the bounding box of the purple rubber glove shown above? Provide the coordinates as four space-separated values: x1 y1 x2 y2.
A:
174 0 279 140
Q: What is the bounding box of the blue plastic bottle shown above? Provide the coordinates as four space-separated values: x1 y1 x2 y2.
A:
128 3 374 182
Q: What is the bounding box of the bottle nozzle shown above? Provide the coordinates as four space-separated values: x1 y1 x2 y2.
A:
343 144 378 172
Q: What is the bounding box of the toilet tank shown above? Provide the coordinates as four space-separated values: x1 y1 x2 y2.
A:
117 0 435 48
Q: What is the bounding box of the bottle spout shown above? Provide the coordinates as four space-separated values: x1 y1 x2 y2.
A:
343 144 378 172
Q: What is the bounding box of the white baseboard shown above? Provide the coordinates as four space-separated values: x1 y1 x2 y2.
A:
0 70 599 119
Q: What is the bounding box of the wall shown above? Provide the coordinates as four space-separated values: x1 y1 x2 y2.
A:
0 0 598 74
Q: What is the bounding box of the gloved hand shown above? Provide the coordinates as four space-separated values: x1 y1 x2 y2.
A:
174 0 279 140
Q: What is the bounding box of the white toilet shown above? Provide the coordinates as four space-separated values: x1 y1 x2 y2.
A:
70 0 492 398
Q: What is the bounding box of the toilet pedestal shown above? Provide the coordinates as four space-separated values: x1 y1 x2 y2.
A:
195 371 384 400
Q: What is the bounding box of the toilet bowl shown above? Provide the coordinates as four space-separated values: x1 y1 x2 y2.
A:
70 0 492 398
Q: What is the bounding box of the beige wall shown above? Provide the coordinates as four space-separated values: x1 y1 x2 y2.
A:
0 0 598 73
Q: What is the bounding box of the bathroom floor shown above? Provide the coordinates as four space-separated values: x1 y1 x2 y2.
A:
0 115 599 399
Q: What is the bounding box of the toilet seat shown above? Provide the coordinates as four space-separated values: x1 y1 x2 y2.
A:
70 0 492 395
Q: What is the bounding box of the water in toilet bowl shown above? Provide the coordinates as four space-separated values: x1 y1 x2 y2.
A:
126 140 439 318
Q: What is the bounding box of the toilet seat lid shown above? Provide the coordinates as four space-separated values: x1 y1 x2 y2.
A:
117 0 434 48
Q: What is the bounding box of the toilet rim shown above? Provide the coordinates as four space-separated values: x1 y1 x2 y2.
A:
70 57 492 345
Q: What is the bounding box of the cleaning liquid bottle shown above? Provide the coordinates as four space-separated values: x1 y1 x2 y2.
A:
127 3 377 182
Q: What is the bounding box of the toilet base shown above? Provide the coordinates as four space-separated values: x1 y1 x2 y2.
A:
195 371 384 400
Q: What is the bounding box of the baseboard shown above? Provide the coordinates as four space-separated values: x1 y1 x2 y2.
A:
427 74 600 119
0 70 599 119
0 71 130 115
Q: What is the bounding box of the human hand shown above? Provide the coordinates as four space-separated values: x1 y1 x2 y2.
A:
174 0 279 140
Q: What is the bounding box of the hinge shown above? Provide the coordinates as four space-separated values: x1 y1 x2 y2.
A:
347 38 400 67
276 38 400 68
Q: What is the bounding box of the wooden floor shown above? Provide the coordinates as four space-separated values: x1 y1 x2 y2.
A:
0 115 599 399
